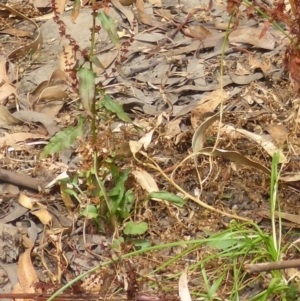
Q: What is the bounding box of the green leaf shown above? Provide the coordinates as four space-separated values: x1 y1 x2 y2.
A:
119 190 134 219
81 205 98 219
109 169 130 197
103 94 131 122
149 191 185 207
98 11 120 48
78 68 95 115
40 118 85 158
124 221 148 235
132 239 151 249
112 237 124 252
206 233 240 250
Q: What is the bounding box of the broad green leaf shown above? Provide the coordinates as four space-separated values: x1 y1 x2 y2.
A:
40 118 85 158
132 239 151 249
78 68 95 115
119 190 134 219
103 94 131 122
81 205 98 219
109 169 130 197
98 11 120 48
149 191 185 207
124 221 148 235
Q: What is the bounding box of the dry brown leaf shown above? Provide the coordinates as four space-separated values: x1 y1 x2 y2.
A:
154 9 172 20
53 0 66 13
129 140 143 155
248 55 271 73
132 169 159 193
13 111 60 136
111 0 137 32
0 4 42 59
49 69 67 85
236 128 287 163
0 82 16 103
165 118 181 139
119 0 135 5
199 147 271 175
136 0 144 10
0 58 10 83
31 208 52 225
0 105 23 125
0 132 48 145
18 193 35 210
191 89 228 129
260 209 300 225
265 124 288 146
33 0 50 8
192 113 271 175
179 266 191 301
59 45 78 84
60 182 75 209
30 81 49 100
94 50 119 75
148 0 162 6
0 28 33 38
12 248 39 298
38 86 68 101
182 25 211 40
137 8 165 28
35 100 64 118
229 27 276 50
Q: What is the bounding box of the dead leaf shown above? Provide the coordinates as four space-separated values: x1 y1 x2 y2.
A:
18 193 36 210
179 266 191 301
35 100 64 118
249 55 271 73
199 147 271 175
60 182 75 209
12 248 39 297
236 128 287 163
182 25 211 40
0 58 10 83
119 0 135 5
0 82 16 103
59 45 78 83
129 140 143 155
53 0 66 13
0 105 23 126
148 0 162 7
132 169 159 193
31 208 52 225
265 124 288 146
0 4 43 59
13 111 60 136
37 86 68 102
137 8 165 28
0 132 48 145
229 27 276 50
191 90 228 129
111 0 137 32
94 50 119 75
165 118 182 139
0 28 33 38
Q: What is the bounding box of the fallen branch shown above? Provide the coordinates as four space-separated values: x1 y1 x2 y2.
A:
244 259 300 273
0 168 47 191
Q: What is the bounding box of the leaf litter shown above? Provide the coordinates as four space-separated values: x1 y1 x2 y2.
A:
1 0 300 300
